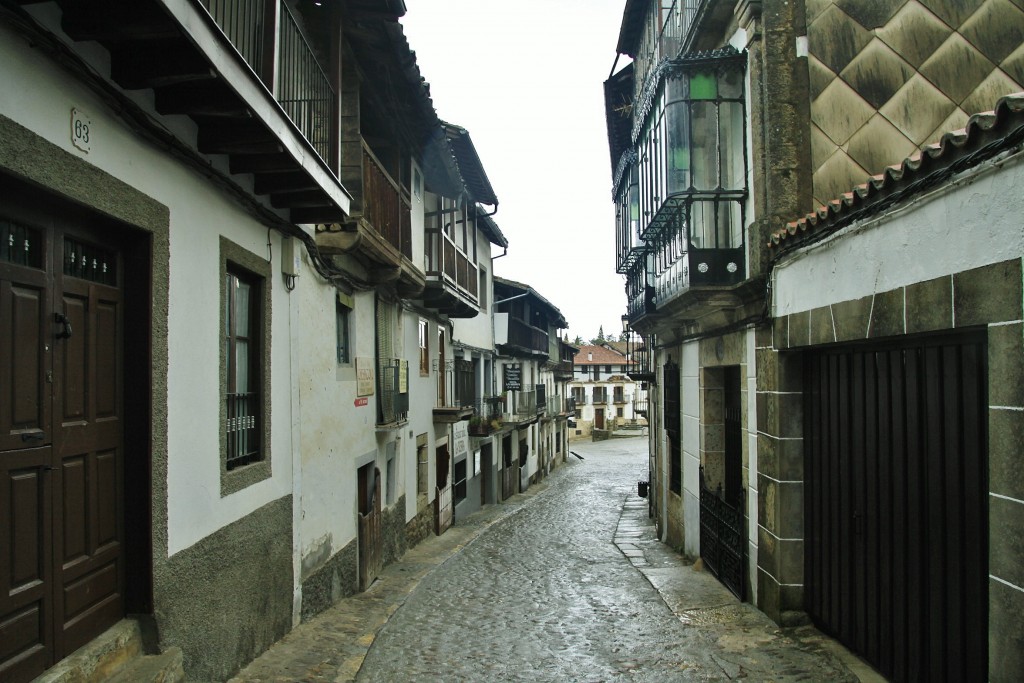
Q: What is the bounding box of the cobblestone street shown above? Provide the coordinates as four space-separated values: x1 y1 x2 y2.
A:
354 437 863 682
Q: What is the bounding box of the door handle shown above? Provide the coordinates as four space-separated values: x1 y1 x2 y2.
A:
21 431 45 443
55 312 72 339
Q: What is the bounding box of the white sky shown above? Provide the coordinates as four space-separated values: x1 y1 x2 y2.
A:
400 0 629 343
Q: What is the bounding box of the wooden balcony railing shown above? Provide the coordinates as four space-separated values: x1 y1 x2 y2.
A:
363 142 412 258
505 317 548 354
426 229 479 302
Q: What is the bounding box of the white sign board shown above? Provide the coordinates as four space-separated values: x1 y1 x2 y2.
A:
452 420 469 461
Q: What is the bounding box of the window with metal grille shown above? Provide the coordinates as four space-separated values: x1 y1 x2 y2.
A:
225 265 261 470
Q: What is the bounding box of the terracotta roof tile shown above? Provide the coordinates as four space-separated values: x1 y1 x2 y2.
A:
769 92 1024 252
573 344 636 366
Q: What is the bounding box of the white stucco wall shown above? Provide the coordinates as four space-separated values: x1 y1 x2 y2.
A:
773 152 1024 317
680 341 701 558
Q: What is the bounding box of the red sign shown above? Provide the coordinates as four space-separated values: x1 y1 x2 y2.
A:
354 397 368 407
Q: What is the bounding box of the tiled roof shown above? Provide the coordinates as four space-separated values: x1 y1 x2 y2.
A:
574 344 635 366
769 92 1024 253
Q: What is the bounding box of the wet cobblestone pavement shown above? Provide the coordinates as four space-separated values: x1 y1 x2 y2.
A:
356 438 859 683
233 437 870 683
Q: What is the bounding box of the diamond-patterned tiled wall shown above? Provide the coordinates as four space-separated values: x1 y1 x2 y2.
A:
807 0 1024 205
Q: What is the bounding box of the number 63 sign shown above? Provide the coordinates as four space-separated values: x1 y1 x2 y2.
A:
71 108 91 153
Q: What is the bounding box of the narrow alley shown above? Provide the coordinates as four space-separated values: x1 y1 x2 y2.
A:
235 437 866 682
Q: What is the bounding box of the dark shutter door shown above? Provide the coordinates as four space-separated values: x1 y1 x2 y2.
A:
804 332 987 682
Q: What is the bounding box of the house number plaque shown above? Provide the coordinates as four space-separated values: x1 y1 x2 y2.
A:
71 108 91 153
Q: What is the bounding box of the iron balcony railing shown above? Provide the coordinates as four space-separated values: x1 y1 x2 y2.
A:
593 392 609 405
362 140 412 259
571 394 588 406
205 0 336 169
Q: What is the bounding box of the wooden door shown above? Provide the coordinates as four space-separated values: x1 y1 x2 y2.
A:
804 333 987 682
434 443 451 535
595 408 605 430
357 465 382 591
1 206 124 683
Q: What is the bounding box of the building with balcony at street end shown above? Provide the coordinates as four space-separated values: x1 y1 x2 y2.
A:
605 1 1024 681
492 276 572 496
568 344 647 439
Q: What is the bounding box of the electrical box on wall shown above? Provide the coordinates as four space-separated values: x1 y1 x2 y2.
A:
281 236 301 277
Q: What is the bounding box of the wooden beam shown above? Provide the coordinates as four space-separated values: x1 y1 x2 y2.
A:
155 83 251 118
230 153 298 174
291 207 348 224
111 41 215 89
270 191 334 209
197 123 283 155
62 4 180 42
253 171 317 195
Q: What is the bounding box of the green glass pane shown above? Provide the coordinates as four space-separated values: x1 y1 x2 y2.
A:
689 72 717 100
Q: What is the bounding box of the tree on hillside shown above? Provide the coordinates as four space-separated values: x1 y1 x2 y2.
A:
572 334 584 345
590 325 606 345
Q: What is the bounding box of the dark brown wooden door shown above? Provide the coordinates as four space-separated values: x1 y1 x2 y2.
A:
804 332 987 682
594 408 605 430
1 205 124 682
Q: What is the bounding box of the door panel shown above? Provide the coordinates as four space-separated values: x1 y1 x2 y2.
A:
0 446 53 681
0 267 51 452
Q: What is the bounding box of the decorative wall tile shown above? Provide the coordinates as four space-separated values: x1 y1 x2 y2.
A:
840 39 916 108
807 55 836 101
835 0 909 27
877 0 954 67
960 0 1024 63
920 33 998 104
1000 42 1024 83
880 73 958 143
925 106 971 144
812 149 870 207
961 68 1023 112
808 4 873 73
847 113 917 173
919 0 987 27
809 124 835 173
812 78 875 145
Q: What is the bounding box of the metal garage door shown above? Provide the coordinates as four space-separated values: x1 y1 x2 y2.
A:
804 331 987 682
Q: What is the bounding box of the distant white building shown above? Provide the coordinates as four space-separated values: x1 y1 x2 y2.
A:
568 344 647 438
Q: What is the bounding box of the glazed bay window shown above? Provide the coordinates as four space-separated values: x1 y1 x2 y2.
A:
220 237 272 493
634 48 747 295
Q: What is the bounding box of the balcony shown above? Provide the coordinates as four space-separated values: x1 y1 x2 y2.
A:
318 140 423 294
377 358 409 428
29 0 353 226
613 392 628 405
552 360 574 380
468 396 504 436
433 359 475 423
498 317 549 357
422 226 479 318
571 394 588 406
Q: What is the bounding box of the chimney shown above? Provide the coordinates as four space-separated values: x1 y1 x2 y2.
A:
588 353 593 361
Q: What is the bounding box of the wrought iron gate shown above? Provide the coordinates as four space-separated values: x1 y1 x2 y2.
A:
699 467 746 600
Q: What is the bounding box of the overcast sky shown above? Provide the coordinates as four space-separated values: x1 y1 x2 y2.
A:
401 0 628 343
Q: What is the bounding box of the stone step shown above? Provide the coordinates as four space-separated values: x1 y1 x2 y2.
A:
107 648 186 683
35 620 143 683
33 618 184 683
